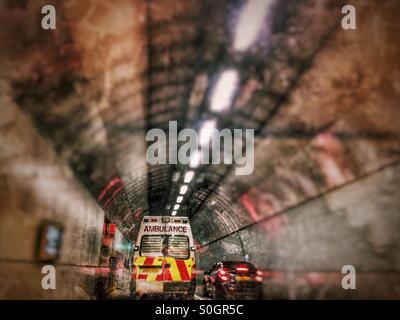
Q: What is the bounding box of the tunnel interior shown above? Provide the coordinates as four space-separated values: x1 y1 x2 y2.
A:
0 0 400 299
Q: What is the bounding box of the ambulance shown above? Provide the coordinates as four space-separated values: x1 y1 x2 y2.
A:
132 216 196 299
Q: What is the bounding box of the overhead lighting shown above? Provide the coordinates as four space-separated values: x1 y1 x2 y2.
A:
177 196 183 203
184 171 195 183
189 150 201 168
172 172 180 182
174 204 180 211
199 119 217 146
189 73 208 108
171 211 177 216
180 185 188 195
233 0 273 52
210 70 239 112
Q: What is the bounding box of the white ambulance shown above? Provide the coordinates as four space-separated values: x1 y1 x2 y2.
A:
132 216 196 299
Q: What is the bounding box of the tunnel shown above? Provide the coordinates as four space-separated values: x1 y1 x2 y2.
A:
0 0 400 300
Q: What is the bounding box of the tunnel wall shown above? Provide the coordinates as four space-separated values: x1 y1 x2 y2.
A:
0 90 105 299
0 0 399 300
196 163 400 299
194 1 400 299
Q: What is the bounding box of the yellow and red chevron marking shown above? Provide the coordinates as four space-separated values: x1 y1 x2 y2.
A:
163 256 193 282
134 256 163 282
134 256 194 282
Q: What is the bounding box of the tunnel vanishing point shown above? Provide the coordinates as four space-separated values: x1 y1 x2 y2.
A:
0 0 400 299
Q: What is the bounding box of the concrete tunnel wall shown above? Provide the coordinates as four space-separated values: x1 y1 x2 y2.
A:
0 92 104 299
195 164 400 299
191 1 400 298
0 0 399 299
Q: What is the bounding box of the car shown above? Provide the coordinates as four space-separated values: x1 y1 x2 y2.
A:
202 261 263 300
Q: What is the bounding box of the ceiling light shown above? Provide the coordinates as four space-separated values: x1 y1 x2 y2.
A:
210 70 239 112
180 185 188 195
233 0 273 52
189 74 208 108
199 119 217 146
189 151 201 168
171 211 177 216
172 172 180 182
177 196 183 203
184 171 195 183
174 204 180 211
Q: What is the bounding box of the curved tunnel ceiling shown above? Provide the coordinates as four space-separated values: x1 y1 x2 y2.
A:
1 0 400 274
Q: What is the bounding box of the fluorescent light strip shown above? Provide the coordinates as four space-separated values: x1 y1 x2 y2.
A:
184 171 195 183
177 196 183 203
189 151 201 168
210 70 239 112
233 0 273 52
199 119 217 146
174 204 180 211
180 185 188 195
172 171 180 182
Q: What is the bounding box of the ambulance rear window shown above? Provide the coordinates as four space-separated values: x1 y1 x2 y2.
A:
167 235 189 259
139 235 190 259
140 235 163 257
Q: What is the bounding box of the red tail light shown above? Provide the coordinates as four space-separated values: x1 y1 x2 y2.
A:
235 264 249 273
107 223 116 235
256 270 263 282
217 268 229 282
